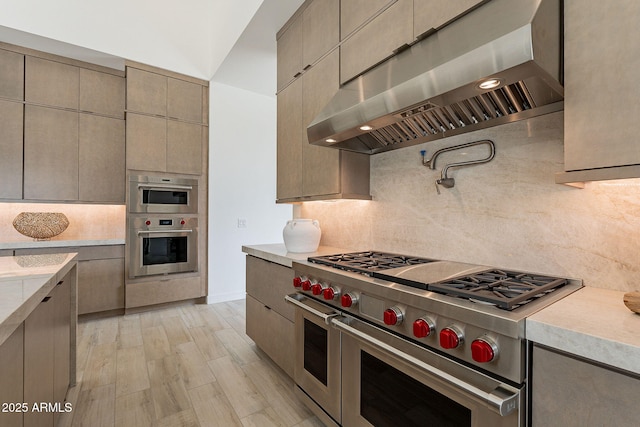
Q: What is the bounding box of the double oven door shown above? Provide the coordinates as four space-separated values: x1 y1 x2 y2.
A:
129 216 198 278
287 293 524 427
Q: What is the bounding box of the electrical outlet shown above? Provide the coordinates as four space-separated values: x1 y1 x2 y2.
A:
237 218 247 228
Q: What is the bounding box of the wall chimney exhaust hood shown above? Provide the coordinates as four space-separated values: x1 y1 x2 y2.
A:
307 0 563 154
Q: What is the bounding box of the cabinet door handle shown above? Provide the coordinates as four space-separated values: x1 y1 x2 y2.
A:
42 296 52 303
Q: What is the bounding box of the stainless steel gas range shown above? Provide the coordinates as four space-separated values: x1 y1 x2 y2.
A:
286 251 582 427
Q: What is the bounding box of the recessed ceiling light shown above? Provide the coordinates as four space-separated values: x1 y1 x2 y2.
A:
477 78 502 90
359 125 373 131
326 138 337 143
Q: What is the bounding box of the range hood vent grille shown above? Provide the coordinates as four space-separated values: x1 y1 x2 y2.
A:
366 81 536 149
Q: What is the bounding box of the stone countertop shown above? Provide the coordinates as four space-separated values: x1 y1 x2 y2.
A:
527 286 640 375
0 252 78 347
0 238 125 250
242 243 358 268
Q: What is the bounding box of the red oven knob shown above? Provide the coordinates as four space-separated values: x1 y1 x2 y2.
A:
145 220 151 226
323 287 340 300
301 280 312 291
471 337 499 363
413 317 436 338
341 293 358 308
293 277 302 288
311 283 324 296
180 219 186 225
440 326 464 349
383 307 404 326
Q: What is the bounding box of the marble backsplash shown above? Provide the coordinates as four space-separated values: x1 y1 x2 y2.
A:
0 203 125 243
298 112 640 292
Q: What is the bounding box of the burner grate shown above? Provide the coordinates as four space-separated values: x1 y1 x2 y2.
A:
429 270 568 310
308 251 433 275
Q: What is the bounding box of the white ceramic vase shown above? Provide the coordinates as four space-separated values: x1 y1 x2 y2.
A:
283 219 321 253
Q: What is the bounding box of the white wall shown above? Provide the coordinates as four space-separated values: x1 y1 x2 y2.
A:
208 82 292 303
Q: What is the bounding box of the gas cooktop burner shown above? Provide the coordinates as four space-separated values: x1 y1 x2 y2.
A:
308 251 570 310
430 270 568 310
309 251 434 275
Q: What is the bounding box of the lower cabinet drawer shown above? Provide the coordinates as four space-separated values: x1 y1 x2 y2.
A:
246 295 294 377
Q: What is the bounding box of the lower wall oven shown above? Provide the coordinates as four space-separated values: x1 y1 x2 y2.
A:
128 216 198 278
286 293 523 427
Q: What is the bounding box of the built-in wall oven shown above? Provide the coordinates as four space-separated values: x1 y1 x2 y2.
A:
129 175 198 214
287 251 582 427
128 216 198 278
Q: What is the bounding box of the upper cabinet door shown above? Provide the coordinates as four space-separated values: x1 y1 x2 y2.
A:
340 0 413 84
0 49 24 100
79 114 125 202
413 0 485 40
340 0 392 40
167 78 203 123
24 105 79 201
302 0 340 68
0 100 23 200
126 67 167 116
563 1 640 171
126 113 167 172
79 68 125 118
25 56 79 110
277 15 304 91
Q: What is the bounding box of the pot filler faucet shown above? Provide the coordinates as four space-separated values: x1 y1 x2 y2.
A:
421 139 496 194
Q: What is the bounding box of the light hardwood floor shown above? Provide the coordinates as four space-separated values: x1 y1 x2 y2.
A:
59 300 323 427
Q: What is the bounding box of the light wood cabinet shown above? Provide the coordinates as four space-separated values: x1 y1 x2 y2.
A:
0 48 24 100
276 0 340 92
167 78 204 123
532 345 640 426
277 13 303 91
23 292 55 427
276 78 303 200
561 1 640 174
25 56 79 110
340 0 392 39
413 0 485 40
340 0 413 83
52 277 71 425
125 275 203 309
126 67 167 116
15 246 125 315
23 105 79 201
245 255 295 376
0 324 24 427
276 50 370 202
125 65 207 175
302 50 341 196
126 113 167 172
79 68 125 118
0 100 23 200
79 114 125 202
302 0 340 69
167 120 202 175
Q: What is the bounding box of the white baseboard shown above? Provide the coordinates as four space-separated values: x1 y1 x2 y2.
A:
206 292 246 304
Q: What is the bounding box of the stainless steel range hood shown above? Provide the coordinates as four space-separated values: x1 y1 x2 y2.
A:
308 0 563 154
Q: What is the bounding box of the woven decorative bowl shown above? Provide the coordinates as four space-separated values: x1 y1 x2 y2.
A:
12 212 69 240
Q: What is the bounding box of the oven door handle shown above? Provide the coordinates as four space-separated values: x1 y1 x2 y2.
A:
331 316 520 417
137 229 193 235
285 294 340 325
137 183 194 191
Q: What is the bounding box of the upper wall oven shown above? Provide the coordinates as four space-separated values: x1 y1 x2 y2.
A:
129 175 198 214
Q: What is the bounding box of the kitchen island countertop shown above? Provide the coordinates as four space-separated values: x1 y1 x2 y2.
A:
527 286 640 375
0 252 78 347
